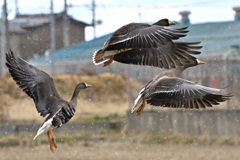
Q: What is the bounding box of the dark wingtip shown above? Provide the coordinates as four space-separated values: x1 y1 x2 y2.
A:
6 49 12 57
6 49 14 67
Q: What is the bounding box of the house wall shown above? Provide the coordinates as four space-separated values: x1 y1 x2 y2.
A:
68 21 85 45
55 19 86 49
21 25 51 59
6 20 86 60
0 33 25 72
0 33 25 53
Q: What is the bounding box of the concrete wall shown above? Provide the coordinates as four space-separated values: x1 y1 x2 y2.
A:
126 109 240 136
0 122 124 135
2 110 240 136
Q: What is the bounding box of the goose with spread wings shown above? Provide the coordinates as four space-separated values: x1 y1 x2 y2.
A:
6 50 91 152
93 18 202 69
132 64 232 115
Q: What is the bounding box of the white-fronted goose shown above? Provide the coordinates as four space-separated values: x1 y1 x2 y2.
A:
132 62 232 116
93 18 202 68
6 50 91 152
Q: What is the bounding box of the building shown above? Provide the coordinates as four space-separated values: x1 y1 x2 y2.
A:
0 12 89 60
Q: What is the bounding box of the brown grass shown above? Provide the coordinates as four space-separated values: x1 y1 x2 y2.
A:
0 73 142 124
0 72 230 124
1 131 240 160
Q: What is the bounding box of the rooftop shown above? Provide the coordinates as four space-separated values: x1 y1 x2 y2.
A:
31 20 240 63
1 12 89 34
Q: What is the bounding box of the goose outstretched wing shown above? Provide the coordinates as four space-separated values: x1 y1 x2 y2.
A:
144 76 231 108
6 50 65 117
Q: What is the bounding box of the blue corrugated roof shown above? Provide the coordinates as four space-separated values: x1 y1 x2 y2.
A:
179 21 240 56
31 33 112 63
31 21 240 63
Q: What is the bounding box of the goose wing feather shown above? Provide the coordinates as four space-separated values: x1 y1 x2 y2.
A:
143 76 231 108
6 50 65 117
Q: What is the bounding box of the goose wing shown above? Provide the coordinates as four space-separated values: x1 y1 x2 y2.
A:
6 50 65 117
105 23 188 50
95 21 201 69
113 42 201 69
144 76 231 108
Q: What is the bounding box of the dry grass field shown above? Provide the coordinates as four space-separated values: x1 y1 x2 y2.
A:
1 131 240 160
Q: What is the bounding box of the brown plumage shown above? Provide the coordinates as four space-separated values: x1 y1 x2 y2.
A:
132 61 232 115
6 50 91 152
93 18 202 69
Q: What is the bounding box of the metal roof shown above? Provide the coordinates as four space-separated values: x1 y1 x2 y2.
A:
1 12 89 34
31 33 112 63
179 21 240 56
31 20 240 63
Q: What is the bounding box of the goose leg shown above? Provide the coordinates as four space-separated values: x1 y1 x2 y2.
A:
47 131 54 152
103 56 114 67
136 99 146 116
50 128 57 149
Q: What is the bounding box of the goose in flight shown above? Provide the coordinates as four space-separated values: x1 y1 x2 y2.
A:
132 62 232 115
6 50 91 152
93 18 202 69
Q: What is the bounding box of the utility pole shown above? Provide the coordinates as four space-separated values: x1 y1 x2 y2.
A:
50 0 56 74
15 0 19 15
63 0 69 47
1 0 9 76
138 5 142 22
92 0 96 39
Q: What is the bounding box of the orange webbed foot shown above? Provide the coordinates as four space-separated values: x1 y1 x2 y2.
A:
50 128 57 149
136 99 146 116
103 56 114 67
47 131 54 152
47 128 57 152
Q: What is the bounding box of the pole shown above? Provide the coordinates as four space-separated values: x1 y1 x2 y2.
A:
50 0 56 74
127 65 132 110
1 0 8 76
15 0 19 15
63 0 69 47
92 0 96 39
138 5 142 22
225 57 230 109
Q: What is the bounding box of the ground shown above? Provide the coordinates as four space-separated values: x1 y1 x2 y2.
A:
1 131 240 160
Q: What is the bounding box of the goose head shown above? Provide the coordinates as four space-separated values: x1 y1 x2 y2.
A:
70 82 91 108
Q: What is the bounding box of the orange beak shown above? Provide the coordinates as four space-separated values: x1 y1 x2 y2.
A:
86 84 91 88
168 20 176 25
197 59 205 65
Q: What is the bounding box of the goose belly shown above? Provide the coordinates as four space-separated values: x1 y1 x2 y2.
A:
52 106 75 128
